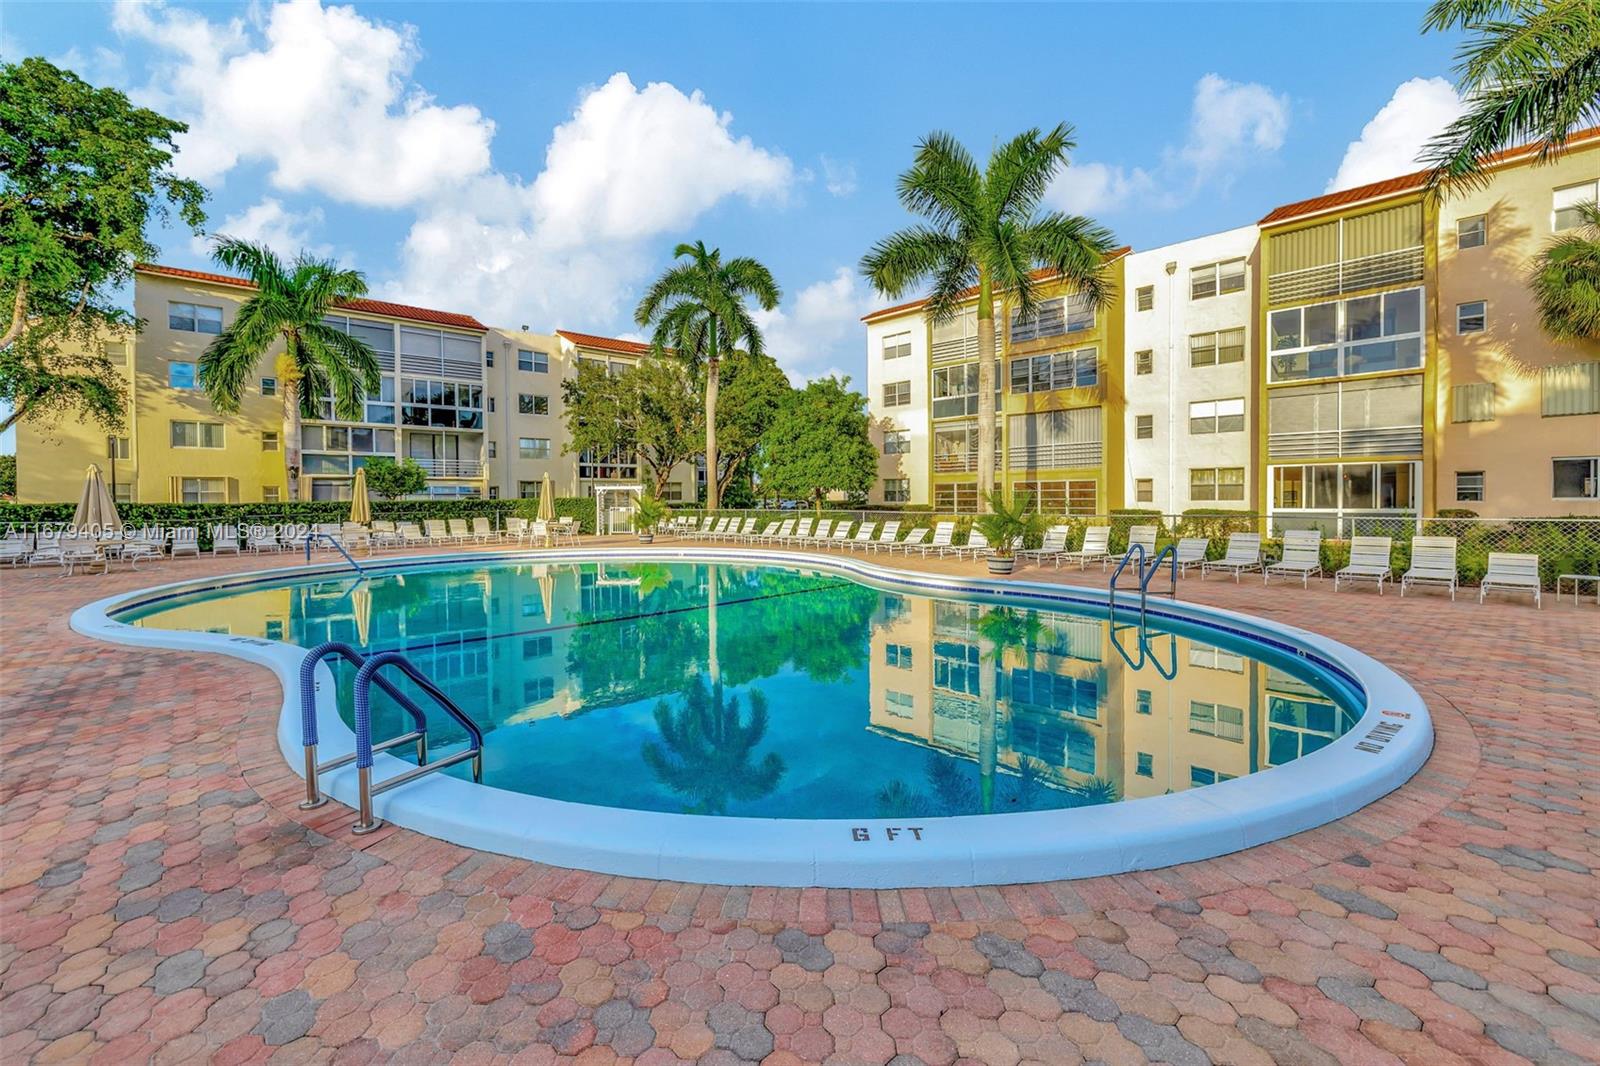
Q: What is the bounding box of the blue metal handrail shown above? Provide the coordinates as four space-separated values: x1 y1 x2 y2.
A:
304 531 367 576
296 642 431 809
350 651 484 833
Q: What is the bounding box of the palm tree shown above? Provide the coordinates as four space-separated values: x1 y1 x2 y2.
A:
641 675 785 815
861 125 1117 512
1529 199 1600 341
635 241 781 510
197 238 381 501
1420 0 1600 188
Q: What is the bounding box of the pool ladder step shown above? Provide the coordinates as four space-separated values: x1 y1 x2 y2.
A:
297 641 483 834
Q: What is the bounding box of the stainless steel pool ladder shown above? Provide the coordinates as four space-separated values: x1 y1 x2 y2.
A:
296 641 483 833
303 532 367 576
1107 542 1178 629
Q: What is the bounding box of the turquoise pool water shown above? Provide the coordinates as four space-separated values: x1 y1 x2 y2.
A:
122 560 1360 819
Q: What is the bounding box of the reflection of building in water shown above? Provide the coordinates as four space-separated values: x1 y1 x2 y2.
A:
867 598 1353 800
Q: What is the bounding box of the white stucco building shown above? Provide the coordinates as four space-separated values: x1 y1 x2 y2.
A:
863 306 931 505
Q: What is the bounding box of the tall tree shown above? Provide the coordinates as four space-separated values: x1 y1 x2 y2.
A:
196 239 381 501
560 355 702 496
861 124 1116 512
1530 199 1600 341
758 376 877 509
1421 1 1600 187
710 351 789 501
641 676 785 815
635 241 781 510
0 57 207 432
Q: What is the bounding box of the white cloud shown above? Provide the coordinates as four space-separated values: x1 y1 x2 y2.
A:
751 267 873 386
820 156 857 198
1046 73 1289 215
1326 77 1465 192
113 0 495 208
191 198 333 261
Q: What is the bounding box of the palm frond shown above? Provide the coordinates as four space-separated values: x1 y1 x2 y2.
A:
860 227 967 299
986 123 1073 224
897 130 983 233
721 256 782 310
210 236 288 287
197 293 292 412
1528 198 1600 340
1024 212 1119 309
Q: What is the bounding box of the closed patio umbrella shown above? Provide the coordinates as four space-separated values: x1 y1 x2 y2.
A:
537 473 556 523
349 467 372 525
350 582 372 646
72 465 121 534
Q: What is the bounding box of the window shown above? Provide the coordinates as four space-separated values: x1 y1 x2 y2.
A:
883 380 911 407
1009 294 1094 342
662 482 684 502
883 429 911 454
485 350 494 367
262 487 280 503
885 643 913 669
168 362 197 389
261 377 277 396
1271 462 1417 512
1189 398 1246 435
518 393 549 415
1008 347 1098 393
518 481 540 499
1457 301 1486 334
400 378 483 429
933 482 982 513
1269 287 1423 381
1189 766 1235 788
1189 328 1245 368
180 477 227 503
931 361 999 418
523 677 555 703
1553 180 1598 231
105 341 128 365
168 302 222 334
1190 259 1246 300
1457 215 1486 249
883 478 911 503
1189 700 1244 741
1541 361 1600 416
1190 467 1245 502
1135 478 1153 503
1135 414 1154 439
170 421 224 448
518 349 549 373
1452 382 1495 423
107 436 130 460
523 635 554 659
1553 457 1598 500
1135 286 1154 312
1136 689 1152 715
1189 643 1245 672
1136 753 1154 778
1013 479 1097 515
487 441 497 459
884 690 915 719
262 431 280 452
1135 349 1153 375
1456 471 1485 502
314 376 396 424
881 332 911 360
518 437 551 459
488 397 495 413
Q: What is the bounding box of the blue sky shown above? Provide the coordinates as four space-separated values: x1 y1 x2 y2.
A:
4 1 1469 450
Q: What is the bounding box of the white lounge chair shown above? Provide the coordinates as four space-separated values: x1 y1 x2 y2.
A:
120 534 164 569
783 518 815 546
1202 533 1264 582
865 521 900 552
553 518 579 545
890 526 932 554
733 517 758 541
1401 536 1458 600
905 522 954 557
847 522 878 550
1017 525 1069 567
946 528 989 559
341 523 373 553
1174 537 1210 576
1061 526 1111 571
1479 551 1541 608
810 519 838 546
471 517 497 543
1265 529 1323 588
447 519 473 544
503 517 526 543
210 525 240 555
372 520 402 549
1126 525 1158 558
1334 536 1393 594
170 527 201 559
0 533 32 566
399 522 430 547
760 520 794 544
424 519 454 544
247 526 281 553
60 534 105 575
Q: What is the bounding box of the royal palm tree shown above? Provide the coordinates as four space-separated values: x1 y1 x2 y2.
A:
197 239 381 501
635 242 781 510
1421 0 1600 188
1529 199 1600 341
862 125 1117 512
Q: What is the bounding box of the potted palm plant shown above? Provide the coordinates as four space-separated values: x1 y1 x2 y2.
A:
633 493 670 544
972 491 1047 575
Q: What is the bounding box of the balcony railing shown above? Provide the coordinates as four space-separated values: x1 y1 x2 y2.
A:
933 452 978 473
1007 442 1103 470
1267 246 1424 304
411 458 482 478
1267 426 1422 461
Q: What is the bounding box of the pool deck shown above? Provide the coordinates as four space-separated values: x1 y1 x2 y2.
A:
2 539 1596 1065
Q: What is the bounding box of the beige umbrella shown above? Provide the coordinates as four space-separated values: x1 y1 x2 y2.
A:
537 472 556 545
72 465 121 534
350 582 372 646
534 564 556 624
349 467 372 525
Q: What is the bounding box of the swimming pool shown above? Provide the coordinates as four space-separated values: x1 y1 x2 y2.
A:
78 549 1432 886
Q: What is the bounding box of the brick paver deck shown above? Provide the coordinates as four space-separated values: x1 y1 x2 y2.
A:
2 541 1597 1064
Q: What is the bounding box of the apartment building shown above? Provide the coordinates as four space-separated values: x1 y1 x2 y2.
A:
1122 226 1260 513
863 256 1130 513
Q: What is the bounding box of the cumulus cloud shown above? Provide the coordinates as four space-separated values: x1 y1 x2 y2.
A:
1326 77 1466 191
750 267 874 386
191 198 333 261
1045 73 1289 214
820 156 858 197
113 0 495 207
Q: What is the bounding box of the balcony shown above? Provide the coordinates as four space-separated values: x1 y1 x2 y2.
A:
933 451 978 473
412 458 483 478
1267 246 1424 304
1007 441 1103 470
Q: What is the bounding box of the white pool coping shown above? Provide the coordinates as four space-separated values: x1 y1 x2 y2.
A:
71 546 1433 888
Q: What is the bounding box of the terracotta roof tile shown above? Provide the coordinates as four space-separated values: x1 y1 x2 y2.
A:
861 248 1132 323
555 329 653 356
135 263 489 331
1259 126 1600 226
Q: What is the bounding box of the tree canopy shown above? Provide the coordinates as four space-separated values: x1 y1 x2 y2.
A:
758 376 878 507
560 355 702 495
362 456 427 499
1529 199 1600 342
0 57 208 432
710 352 790 500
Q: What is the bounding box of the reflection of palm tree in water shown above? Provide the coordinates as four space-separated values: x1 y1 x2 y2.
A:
642 676 785 814
976 607 1045 813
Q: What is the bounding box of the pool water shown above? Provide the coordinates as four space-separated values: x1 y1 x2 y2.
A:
123 560 1361 820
